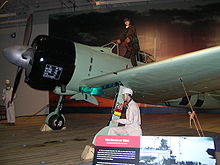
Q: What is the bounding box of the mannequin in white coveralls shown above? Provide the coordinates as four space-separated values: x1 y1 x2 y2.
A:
108 87 142 136
2 80 16 125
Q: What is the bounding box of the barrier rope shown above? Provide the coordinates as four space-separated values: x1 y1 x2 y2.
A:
22 104 49 122
179 77 204 137
32 104 49 116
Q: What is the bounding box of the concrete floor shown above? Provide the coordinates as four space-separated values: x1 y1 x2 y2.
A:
0 113 220 165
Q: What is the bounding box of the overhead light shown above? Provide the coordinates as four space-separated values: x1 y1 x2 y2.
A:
10 32 16 38
95 0 148 5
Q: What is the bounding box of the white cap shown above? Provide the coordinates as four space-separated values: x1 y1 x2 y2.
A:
122 87 133 96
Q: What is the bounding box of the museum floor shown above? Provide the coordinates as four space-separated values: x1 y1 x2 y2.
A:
0 113 220 165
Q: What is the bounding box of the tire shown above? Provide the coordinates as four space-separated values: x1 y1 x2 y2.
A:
48 114 65 130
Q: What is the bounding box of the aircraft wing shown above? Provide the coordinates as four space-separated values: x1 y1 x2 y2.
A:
80 46 220 104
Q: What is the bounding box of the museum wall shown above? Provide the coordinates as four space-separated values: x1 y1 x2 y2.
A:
0 20 49 117
50 3 220 61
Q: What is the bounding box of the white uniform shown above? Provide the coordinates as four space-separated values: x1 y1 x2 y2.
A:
108 100 142 136
2 87 15 124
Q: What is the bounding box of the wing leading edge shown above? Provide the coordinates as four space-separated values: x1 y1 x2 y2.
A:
80 46 220 104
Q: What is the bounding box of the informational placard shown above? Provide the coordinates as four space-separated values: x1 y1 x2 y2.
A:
93 135 216 165
94 135 140 165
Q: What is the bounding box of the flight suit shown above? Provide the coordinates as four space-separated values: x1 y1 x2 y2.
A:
2 87 15 124
108 100 142 136
119 25 140 66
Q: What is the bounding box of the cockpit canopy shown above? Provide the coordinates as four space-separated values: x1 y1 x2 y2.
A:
101 42 156 63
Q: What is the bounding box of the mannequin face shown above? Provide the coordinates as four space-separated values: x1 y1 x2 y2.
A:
122 93 130 102
124 20 130 26
5 80 11 88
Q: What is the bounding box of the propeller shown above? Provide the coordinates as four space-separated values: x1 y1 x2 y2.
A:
10 14 33 103
23 14 33 46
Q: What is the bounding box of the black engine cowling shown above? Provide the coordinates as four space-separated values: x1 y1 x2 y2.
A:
25 35 76 90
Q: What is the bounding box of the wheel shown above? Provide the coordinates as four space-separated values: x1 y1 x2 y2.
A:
48 114 65 130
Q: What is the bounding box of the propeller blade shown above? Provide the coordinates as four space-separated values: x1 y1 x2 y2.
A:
23 14 33 46
10 67 23 102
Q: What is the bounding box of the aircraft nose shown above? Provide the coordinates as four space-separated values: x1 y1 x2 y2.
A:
2 45 32 69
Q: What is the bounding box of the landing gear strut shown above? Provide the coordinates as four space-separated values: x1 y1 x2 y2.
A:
92 85 126 144
45 95 66 130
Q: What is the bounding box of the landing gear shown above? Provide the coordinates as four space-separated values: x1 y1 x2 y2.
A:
45 95 66 130
48 114 65 130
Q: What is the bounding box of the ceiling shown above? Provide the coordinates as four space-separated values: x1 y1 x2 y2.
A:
0 0 219 28
0 0 150 16
0 0 92 18
0 0 150 26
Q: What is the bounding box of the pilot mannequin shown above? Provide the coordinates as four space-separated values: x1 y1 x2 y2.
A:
116 18 140 66
108 87 142 136
2 80 16 125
